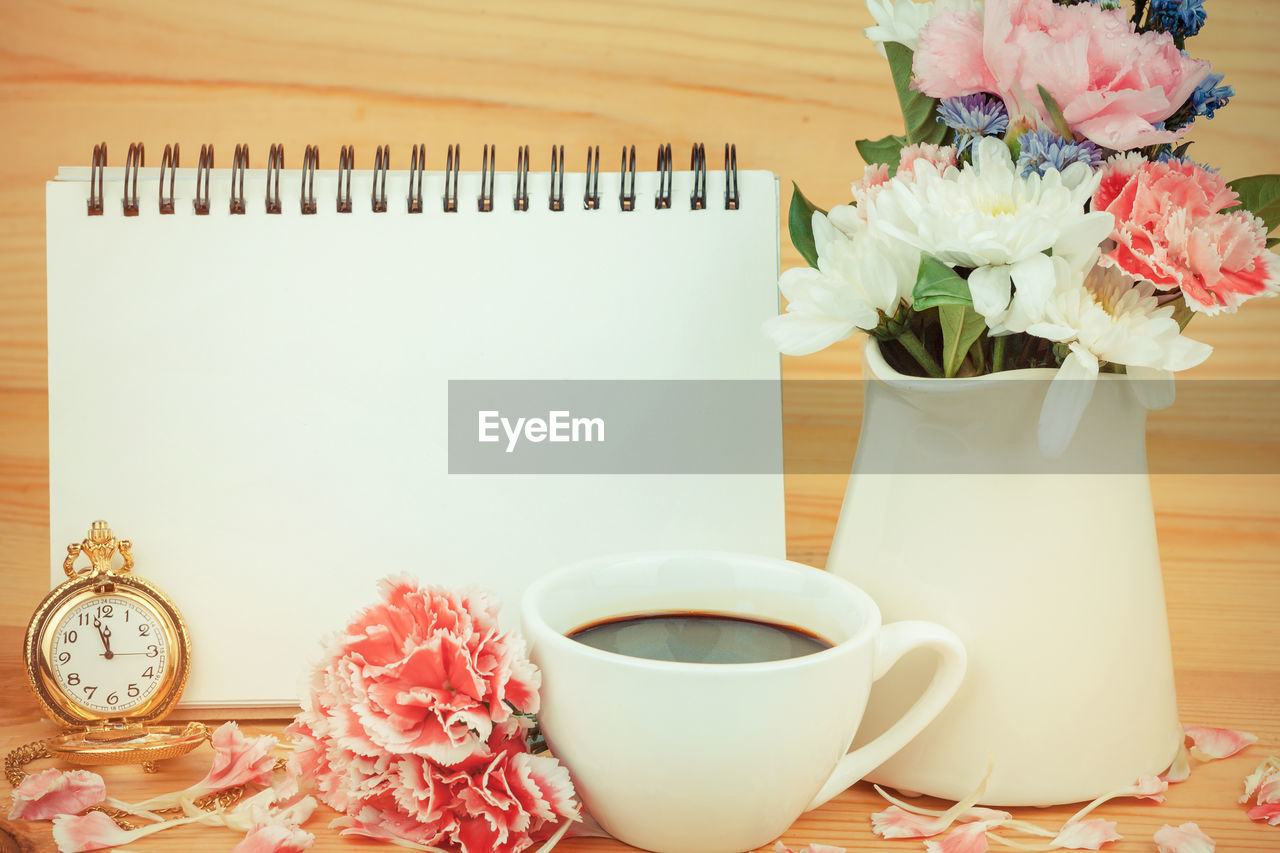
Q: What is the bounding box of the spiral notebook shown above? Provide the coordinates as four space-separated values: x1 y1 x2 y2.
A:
46 142 785 709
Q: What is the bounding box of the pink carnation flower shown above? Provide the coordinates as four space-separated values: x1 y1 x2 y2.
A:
898 143 959 176
288 577 577 853
1094 155 1280 314
8 769 105 821
914 0 1210 149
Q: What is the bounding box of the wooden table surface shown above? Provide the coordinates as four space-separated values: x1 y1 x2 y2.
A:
2 1 1278 851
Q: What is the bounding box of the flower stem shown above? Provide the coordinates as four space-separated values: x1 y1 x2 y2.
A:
992 335 1006 373
898 329 944 378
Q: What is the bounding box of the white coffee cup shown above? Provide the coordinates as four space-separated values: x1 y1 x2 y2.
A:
521 551 967 853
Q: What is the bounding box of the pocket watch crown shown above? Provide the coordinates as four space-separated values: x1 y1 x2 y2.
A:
90 520 112 542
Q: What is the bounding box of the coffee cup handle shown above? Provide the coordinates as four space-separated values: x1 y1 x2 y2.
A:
805 620 967 811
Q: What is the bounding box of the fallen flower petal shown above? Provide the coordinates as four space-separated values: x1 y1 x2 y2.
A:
1240 756 1280 804
1052 818 1122 850
871 805 944 839
1067 774 1169 824
1162 741 1191 784
870 761 1006 841
200 722 279 790
924 820 998 853
8 769 106 821
774 843 848 853
51 809 211 853
1183 725 1257 760
1246 802 1280 825
1154 822 1215 853
230 823 314 853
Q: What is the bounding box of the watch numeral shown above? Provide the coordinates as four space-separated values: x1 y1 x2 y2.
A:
57 652 70 664
124 609 130 622
138 624 150 636
142 666 154 678
67 673 80 685
96 604 114 619
82 685 97 699
78 613 91 626
63 630 77 644
146 644 158 658
106 692 119 705
127 683 140 698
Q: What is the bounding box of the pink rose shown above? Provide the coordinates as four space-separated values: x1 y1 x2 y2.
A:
913 0 1210 149
8 769 105 821
1094 155 1280 314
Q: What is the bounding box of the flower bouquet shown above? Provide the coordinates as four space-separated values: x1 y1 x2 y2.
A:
767 0 1278 454
762 0 1280 806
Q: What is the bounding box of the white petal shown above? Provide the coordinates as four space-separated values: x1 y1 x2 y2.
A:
1004 252 1059 330
1038 347 1099 458
968 265 1014 320
1127 366 1175 411
763 312 857 356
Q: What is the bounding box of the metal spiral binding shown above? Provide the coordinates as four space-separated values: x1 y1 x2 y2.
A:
337 146 355 213
88 143 106 216
301 145 319 215
479 144 496 212
724 143 739 210
409 144 426 213
123 142 144 216
444 145 460 213
690 143 707 211
230 144 249 215
514 145 531 211
549 145 565 211
619 145 636 212
159 143 178 214
655 143 673 209
373 145 389 213
266 144 284 214
583 146 601 210
194 145 214 215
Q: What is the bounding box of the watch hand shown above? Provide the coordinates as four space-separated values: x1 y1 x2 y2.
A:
93 617 113 660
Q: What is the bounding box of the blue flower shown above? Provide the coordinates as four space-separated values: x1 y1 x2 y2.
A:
936 94 1009 153
1015 130 1104 178
1148 0 1207 39
1190 72 1233 119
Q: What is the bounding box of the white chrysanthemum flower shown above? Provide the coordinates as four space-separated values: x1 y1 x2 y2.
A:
1028 263 1213 456
765 207 920 355
864 0 983 56
867 137 1114 333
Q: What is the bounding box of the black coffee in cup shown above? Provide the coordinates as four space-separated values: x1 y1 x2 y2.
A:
567 611 832 664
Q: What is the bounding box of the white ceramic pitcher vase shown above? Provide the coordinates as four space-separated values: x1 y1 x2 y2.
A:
827 339 1182 806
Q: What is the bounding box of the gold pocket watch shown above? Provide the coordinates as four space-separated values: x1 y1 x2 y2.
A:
20 521 205 768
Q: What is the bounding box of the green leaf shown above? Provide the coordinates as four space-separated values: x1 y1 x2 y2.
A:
885 42 947 146
938 304 987 378
788 182 826 269
1168 295 1195 331
1226 174 1280 235
1268 237 1279 249
856 134 907 174
1037 85 1073 140
912 255 972 309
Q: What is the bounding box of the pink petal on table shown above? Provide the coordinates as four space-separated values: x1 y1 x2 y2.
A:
1153 822 1215 853
230 823 315 853
871 806 945 839
924 820 998 853
1240 757 1280 804
7 769 106 821
199 721 279 790
1132 774 1169 802
1162 740 1191 784
774 844 848 853
51 809 210 853
1183 725 1257 760
1052 818 1123 850
1247 802 1280 825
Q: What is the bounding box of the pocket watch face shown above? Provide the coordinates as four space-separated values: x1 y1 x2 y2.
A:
50 595 170 715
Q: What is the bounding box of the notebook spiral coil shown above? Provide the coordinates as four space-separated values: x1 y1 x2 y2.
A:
85 141 741 216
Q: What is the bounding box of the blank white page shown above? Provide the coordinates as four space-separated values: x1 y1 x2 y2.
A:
47 164 785 708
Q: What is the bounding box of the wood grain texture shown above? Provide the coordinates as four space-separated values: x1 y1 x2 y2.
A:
1 0 1278 850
